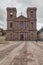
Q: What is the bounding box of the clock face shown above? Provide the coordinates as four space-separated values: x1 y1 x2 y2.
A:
19 21 24 28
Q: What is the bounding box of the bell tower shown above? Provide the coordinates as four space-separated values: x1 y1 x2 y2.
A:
27 7 37 40
6 8 17 40
7 8 17 21
27 7 37 19
27 7 37 30
7 8 17 30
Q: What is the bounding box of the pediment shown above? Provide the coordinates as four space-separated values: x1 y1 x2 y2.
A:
17 15 27 19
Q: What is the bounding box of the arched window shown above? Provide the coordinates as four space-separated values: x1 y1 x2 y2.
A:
30 21 34 30
10 22 13 28
31 11 33 13
31 11 33 18
19 21 24 28
10 9 13 17
10 12 13 17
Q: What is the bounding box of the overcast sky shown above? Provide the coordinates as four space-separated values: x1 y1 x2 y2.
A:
0 0 43 30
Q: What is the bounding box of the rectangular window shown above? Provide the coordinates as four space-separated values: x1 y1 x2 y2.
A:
10 22 13 28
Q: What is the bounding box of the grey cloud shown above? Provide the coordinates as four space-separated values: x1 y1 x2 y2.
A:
0 0 43 30
16 0 43 18
16 0 37 7
0 8 5 21
37 6 43 18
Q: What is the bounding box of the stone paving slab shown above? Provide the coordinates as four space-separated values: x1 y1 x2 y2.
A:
0 41 43 65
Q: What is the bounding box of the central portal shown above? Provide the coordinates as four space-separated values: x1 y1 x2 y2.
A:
20 34 24 40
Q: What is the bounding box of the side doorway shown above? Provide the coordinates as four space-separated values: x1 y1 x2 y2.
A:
20 34 24 40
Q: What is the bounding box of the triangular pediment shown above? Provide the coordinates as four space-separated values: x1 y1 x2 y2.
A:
17 15 27 19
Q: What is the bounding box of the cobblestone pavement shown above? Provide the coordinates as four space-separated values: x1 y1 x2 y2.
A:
0 41 43 65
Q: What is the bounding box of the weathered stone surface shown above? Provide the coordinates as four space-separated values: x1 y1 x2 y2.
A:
0 41 43 65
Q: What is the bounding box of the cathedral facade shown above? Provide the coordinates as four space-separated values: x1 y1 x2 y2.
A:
6 7 37 41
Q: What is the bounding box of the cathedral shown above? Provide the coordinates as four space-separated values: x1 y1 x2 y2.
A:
6 7 37 41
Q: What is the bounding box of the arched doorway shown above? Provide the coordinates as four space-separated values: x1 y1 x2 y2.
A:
20 34 24 40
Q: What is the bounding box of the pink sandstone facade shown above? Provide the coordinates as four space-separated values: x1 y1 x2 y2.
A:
6 7 37 41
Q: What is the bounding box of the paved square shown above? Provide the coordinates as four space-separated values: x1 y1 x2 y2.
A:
0 41 43 65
